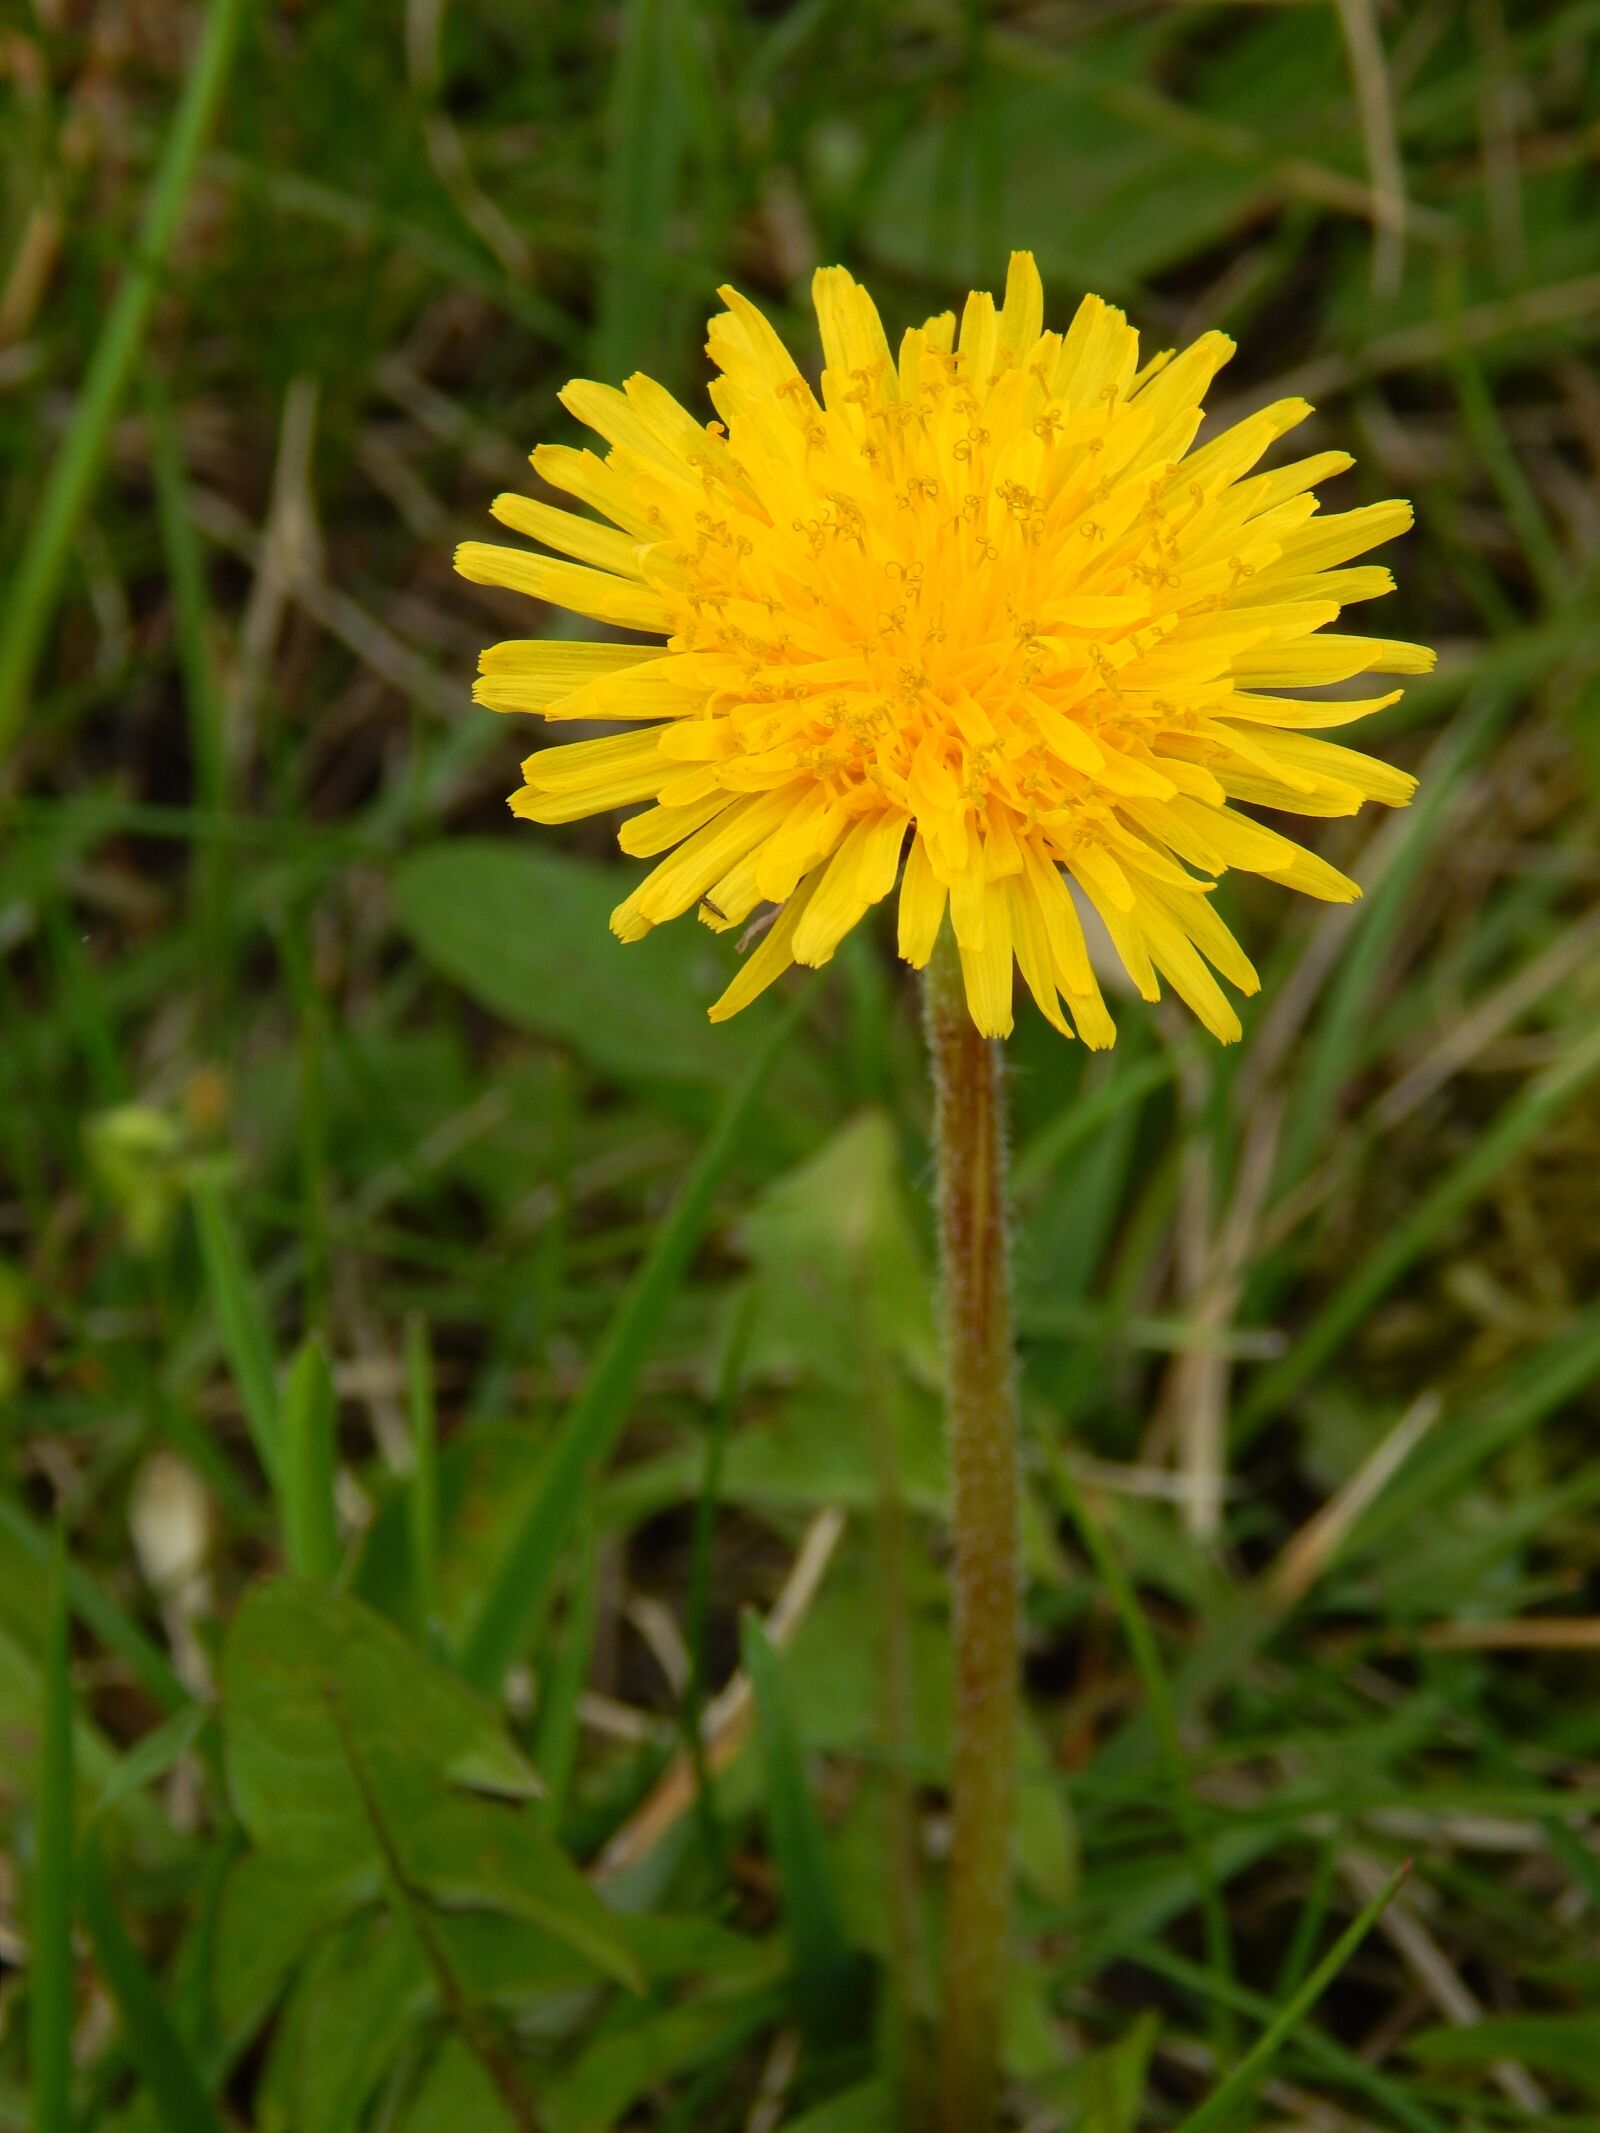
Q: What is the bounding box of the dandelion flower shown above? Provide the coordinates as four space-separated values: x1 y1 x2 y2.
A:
458 253 1430 1044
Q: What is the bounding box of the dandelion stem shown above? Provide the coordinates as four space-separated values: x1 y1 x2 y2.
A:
924 925 1019 2133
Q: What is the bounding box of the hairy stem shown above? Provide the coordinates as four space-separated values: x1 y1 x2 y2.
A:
923 927 1020 2133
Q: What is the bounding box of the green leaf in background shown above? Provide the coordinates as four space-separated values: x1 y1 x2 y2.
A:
392 840 768 1088
736 1110 938 1393
221 1578 641 1995
263 1912 424 2133
863 26 1309 296
778 2084 893 2133
222 1577 537 1865
1073 2012 1160 2133
214 1852 373 2043
544 1988 778 2133
397 2038 517 2133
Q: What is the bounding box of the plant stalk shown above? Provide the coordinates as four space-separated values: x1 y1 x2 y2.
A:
923 927 1019 2133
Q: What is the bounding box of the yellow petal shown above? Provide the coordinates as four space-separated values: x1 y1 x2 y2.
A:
473 638 655 714
455 542 674 634
708 871 823 1021
896 832 948 968
489 493 645 576
791 810 908 964
957 888 1015 1037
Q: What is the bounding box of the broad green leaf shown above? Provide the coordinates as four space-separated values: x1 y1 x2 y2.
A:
397 1788 643 1990
284 1914 424 2133
736 1111 937 1393
398 2039 516 2133
864 38 1273 295
545 1988 778 2133
778 2086 892 2133
213 1852 374 2042
438 1908 778 2006
221 1579 641 1994
602 1383 949 1529
253 1910 421 2133
392 840 768 1088
1067 2013 1161 2133
222 1577 537 1868
1014 1751 1079 1910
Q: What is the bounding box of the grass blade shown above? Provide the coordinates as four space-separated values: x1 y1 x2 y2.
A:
1172 1863 1409 2133
1045 1443 1236 2057
593 0 687 381
1134 1928 1444 2133
0 1496 188 1715
1244 1016 1600 1430
532 1517 599 1823
145 366 228 1000
79 1835 227 2133
740 1612 861 2054
192 1172 281 1485
459 983 811 1691
29 1527 75 2133
1272 689 1508 1200
405 1317 441 1639
280 1335 340 1582
0 0 250 764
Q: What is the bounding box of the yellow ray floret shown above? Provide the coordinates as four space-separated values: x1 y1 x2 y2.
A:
455 253 1431 1044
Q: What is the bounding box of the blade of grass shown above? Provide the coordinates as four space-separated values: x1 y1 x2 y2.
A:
458 982 813 1691
1012 1043 1185 1199
593 0 688 381
740 1612 862 2054
0 0 250 765
1172 1863 1410 2133
1450 345 1569 609
29 1528 75 2133
145 366 229 1007
405 1317 440 1641
0 1496 188 1714
681 1292 756 1874
280 1336 339 1581
79 1835 228 2133
1133 1909 1445 2133
1272 688 1509 1201
1044 1441 1237 2059
1243 1014 1600 1433
1324 1307 1600 1560
532 1516 599 1825
191 1172 281 1486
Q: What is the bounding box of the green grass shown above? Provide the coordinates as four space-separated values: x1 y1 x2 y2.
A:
3 2 1600 2128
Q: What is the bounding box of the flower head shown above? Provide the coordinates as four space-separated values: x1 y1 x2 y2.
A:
458 254 1429 1043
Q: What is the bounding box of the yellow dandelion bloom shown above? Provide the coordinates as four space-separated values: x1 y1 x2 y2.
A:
458 253 1430 1045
